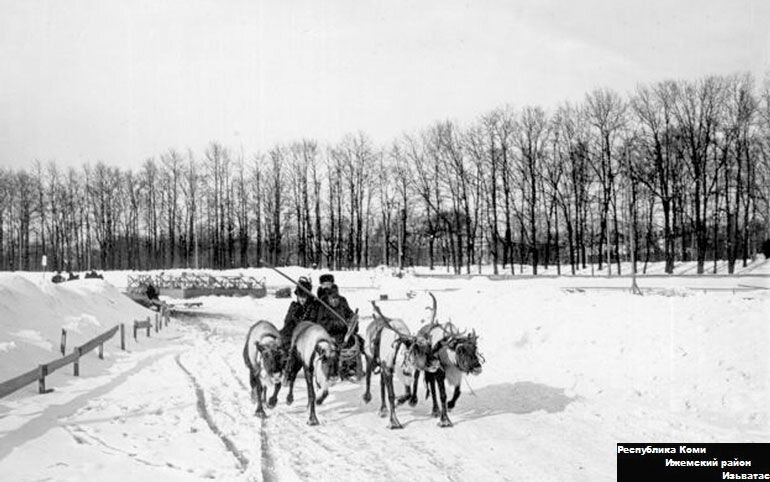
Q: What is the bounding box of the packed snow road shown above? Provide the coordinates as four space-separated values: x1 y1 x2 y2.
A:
167 307 535 482
1 273 768 481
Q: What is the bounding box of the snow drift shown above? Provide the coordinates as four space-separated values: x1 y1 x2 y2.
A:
0 274 154 381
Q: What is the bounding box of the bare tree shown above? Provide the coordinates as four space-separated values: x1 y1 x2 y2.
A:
513 106 549 274
672 77 725 273
586 88 626 274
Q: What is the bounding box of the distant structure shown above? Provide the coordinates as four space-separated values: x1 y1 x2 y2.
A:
125 272 267 300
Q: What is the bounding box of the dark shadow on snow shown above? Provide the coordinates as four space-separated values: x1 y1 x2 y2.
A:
448 381 576 425
315 380 576 426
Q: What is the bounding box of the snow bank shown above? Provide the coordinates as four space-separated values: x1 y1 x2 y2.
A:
0 274 154 380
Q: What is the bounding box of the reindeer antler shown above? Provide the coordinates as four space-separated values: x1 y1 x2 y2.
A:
422 292 438 325
370 300 390 321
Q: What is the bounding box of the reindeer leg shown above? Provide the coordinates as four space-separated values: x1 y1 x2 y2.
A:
248 369 259 403
305 366 320 426
384 368 403 429
426 372 439 417
267 382 281 408
436 371 453 427
285 359 301 406
396 384 411 406
316 386 329 405
355 343 365 380
378 365 388 418
447 385 461 410
254 379 267 418
409 370 420 407
362 354 373 403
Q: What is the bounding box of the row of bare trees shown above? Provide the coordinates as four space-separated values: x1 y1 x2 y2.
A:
1 72 769 274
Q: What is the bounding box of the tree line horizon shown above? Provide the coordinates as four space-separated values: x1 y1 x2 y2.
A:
1 70 769 275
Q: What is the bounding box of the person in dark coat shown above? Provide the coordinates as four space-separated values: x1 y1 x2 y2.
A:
279 277 319 347
144 283 163 310
317 273 335 302
146 283 159 301
315 284 354 345
280 277 321 380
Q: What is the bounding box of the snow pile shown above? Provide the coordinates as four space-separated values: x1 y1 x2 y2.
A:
0 274 153 380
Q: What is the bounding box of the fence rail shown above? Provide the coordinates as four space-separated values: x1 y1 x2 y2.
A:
0 307 171 400
0 368 39 399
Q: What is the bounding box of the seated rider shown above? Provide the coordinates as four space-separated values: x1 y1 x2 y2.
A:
315 284 354 346
280 277 319 348
317 284 363 379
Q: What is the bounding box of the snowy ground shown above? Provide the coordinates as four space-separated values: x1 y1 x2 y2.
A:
0 262 768 481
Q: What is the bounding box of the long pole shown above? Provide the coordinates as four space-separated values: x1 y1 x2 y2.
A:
260 260 359 340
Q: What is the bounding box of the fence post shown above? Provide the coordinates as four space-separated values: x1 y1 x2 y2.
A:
60 329 67 356
38 365 47 394
155 313 159 333
134 321 138 341
146 316 151 337
73 347 81 376
120 323 125 350
98 343 104 360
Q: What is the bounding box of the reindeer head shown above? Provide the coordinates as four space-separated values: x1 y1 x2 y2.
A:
448 329 484 375
399 333 441 373
258 338 284 384
314 339 340 383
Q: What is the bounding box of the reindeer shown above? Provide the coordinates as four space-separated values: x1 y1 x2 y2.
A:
362 301 439 429
242 320 285 418
418 322 484 427
283 321 340 426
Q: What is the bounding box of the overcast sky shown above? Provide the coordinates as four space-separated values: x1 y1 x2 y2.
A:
1 0 768 170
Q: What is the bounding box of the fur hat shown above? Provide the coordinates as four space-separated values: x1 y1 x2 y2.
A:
319 273 335 284
295 277 312 296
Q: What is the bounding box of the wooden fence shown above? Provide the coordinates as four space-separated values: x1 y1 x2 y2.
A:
0 306 172 399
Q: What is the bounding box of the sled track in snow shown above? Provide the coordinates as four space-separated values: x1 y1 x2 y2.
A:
219 350 278 482
181 326 279 482
260 418 278 482
175 354 250 472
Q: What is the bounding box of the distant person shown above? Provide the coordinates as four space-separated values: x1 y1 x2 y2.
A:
145 283 162 310
146 283 159 300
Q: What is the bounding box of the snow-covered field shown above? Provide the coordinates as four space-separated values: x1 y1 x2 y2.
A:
0 262 768 481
